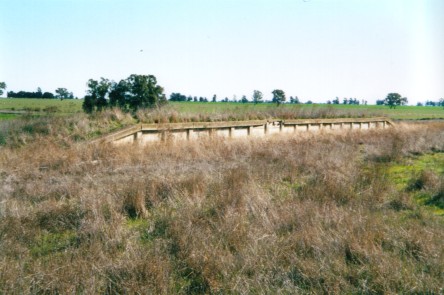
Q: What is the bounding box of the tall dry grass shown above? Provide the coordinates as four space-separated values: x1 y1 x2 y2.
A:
0 117 443 293
135 104 380 123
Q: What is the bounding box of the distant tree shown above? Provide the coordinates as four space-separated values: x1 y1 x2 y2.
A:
241 95 249 103
290 96 300 104
55 88 72 99
42 92 55 99
36 87 43 99
343 98 348 105
440 98 444 108
187 96 193 102
332 97 340 104
7 89 55 99
0 82 6 96
384 93 407 109
223 97 229 102
193 96 198 102
212 94 217 102
376 99 385 105
252 90 263 104
271 89 286 106
417 102 423 107
305 100 313 104
425 100 436 107
169 92 187 102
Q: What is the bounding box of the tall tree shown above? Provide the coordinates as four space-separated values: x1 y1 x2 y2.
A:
83 78 111 113
272 89 286 106
55 88 71 99
109 80 129 109
0 82 7 96
252 90 263 104
36 87 43 98
83 74 166 113
290 96 300 104
126 74 166 110
384 93 407 109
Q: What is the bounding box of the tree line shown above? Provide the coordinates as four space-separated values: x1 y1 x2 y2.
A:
416 99 444 107
1 79 442 111
3 86 74 99
169 90 368 106
170 89 289 105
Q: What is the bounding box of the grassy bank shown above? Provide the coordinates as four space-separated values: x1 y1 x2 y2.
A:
0 112 443 293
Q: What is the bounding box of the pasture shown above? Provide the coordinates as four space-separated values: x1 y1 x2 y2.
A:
1 98 444 120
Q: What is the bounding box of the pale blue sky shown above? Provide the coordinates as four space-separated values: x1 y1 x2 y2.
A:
1 0 443 104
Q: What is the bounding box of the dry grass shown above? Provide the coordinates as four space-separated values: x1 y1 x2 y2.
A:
134 104 379 124
0 115 444 293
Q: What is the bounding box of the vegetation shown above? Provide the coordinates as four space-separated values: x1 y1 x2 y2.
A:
6 87 74 99
1 98 444 121
252 90 263 104
272 89 286 105
0 110 443 293
384 93 408 109
0 82 6 96
83 74 167 113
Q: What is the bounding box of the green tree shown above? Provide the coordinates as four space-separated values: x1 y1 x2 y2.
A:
83 74 166 113
290 96 300 104
252 90 263 104
109 80 129 109
241 95 249 103
0 82 6 96
55 88 72 99
36 87 43 99
272 89 286 106
126 74 166 111
82 78 111 113
384 93 407 109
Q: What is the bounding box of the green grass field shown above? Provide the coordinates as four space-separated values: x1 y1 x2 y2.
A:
0 98 443 120
0 98 83 116
0 113 17 120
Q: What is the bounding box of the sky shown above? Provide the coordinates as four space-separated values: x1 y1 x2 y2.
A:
1 0 443 104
